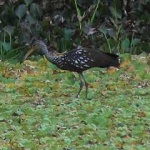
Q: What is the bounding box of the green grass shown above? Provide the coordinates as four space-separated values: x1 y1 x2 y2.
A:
0 54 150 149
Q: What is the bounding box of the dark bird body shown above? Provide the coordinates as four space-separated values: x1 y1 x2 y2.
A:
23 40 120 98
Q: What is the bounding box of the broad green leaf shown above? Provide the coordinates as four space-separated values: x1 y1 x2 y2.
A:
3 25 15 35
15 4 27 19
63 28 73 40
121 38 130 50
131 38 140 47
30 3 43 19
25 13 36 25
109 7 122 19
108 28 116 38
24 0 34 6
99 24 108 35
2 42 11 51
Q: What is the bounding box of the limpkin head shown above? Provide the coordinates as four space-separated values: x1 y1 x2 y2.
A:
23 40 55 61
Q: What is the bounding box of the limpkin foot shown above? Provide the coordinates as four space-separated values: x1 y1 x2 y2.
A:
76 73 88 99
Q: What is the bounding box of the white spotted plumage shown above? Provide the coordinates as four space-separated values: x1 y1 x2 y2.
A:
25 40 120 98
55 47 97 71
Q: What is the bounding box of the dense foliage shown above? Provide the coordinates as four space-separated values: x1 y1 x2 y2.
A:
0 0 149 59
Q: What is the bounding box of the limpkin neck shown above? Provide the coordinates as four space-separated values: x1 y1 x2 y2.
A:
36 40 67 65
40 46 66 65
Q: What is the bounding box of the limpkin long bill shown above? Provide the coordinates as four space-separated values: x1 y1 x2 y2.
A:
23 40 120 98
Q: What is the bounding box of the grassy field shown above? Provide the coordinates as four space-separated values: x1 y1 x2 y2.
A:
0 54 150 150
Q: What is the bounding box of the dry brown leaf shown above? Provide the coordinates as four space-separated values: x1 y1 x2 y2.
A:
107 67 119 74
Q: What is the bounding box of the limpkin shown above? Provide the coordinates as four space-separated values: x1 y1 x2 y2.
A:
23 40 120 98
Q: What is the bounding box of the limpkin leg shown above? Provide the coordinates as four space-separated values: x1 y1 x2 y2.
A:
76 73 88 98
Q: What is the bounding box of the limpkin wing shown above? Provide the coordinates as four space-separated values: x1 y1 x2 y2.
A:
56 47 96 72
57 47 119 72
